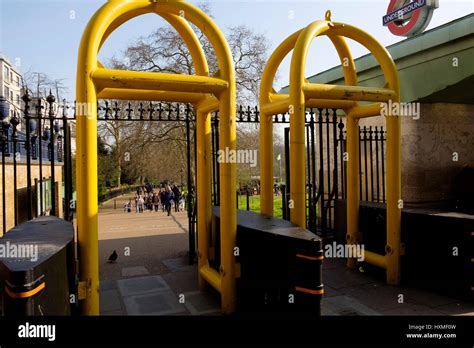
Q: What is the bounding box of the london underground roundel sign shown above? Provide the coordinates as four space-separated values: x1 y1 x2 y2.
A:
383 0 439 37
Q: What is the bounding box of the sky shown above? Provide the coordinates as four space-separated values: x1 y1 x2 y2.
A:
0 0 472 101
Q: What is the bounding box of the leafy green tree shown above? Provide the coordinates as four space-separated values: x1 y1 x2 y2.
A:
97 136 120 195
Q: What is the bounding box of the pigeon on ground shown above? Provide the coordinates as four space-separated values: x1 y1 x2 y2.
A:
108 250 118 263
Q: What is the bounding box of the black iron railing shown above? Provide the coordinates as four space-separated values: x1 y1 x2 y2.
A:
209 107 386 237
1 94 386 257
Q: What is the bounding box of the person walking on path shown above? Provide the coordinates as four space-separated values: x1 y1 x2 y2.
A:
134 194 139 213
160 189 166 212
138 195 144 213
153 191 160 212
163 185 174 216
147 193 153 212
172 185 181 212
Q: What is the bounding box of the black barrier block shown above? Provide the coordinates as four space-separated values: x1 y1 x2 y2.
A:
401 209 474 301
334 199 474 301
212 207 323 316
359 202 387 256
0 216 75 315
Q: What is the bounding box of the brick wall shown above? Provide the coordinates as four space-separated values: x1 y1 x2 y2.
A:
0 162 63 235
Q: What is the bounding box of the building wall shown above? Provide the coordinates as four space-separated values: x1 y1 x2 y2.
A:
0 58 23 130
0 162 63 235
358 103 474 206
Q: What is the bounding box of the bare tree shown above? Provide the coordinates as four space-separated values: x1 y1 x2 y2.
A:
121 3 268 104
22 69 68 99
22 70 47 97
229 25 269 104
98 99 193 186
98 2 271 187
52 79 68 102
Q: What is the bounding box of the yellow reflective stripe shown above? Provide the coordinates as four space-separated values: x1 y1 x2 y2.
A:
295 286 324 295
296 253 324 261
5 282 45 298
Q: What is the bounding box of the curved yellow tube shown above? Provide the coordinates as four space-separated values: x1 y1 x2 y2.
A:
258 13 401 285
76 0 236 315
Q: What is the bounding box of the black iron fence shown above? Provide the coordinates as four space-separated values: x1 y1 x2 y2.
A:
300 109 387 237
209 107 386 237
359 125 386 203
0 94 386 246
0 93 73 235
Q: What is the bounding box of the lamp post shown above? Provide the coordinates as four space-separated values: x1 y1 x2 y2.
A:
40 126 51 215
0 96 10 235
10 112 20 226
29 117 38 160
23 91 33 220
56 120 63 162
46 90 57 216
36 98 44 215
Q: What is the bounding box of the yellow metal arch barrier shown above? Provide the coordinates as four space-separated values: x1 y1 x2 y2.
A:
259 11 401 285
76 0 237 315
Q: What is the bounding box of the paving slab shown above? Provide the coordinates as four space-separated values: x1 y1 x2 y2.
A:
322 295 381 316
100 279 117 291
123 291 187 316
323 284 344 298
162 257 188 272
100 289 123 312
340 283 404 312
182 290 221 315
121 266 150 277
117 275 170 297
400 287 459 308
323 265 375 289
381 304 446 316
161 268 198 294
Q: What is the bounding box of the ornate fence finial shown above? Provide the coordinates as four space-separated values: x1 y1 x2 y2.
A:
325 10 332 21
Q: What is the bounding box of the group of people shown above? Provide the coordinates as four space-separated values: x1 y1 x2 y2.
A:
124 184 185 216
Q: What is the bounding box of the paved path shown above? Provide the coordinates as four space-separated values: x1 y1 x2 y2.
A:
322 258 474 315
98 193 221 315
97 193 474 316
99 194 190 280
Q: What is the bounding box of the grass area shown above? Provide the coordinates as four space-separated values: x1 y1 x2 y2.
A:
237 194 283 219
237 193 318 222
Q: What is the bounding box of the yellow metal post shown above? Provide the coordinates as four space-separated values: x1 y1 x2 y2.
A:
196 108 212 290
259 31 302 217
218 90 237 313
289 21 330 229
331 23 401 282
259 110 273 216
76 46 100 315
287 92 306 228
328 31 360 269
385 96 401 284
345 115 360 269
